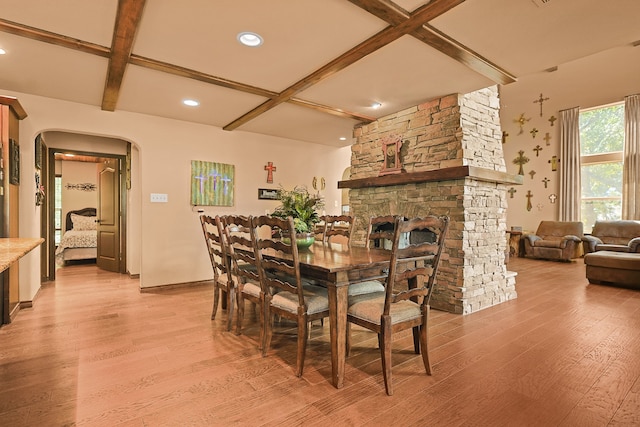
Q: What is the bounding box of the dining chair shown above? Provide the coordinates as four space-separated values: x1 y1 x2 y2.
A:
344 215 406 298
200 214 235 331
366 215 401 249
347 215 449 395
223 215 265 345
255 215 330 376
321 214 355 245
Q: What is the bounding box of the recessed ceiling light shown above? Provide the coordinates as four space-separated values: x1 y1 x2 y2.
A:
183 99 199 107
0 48 6 55
237 32 263 47
371 102 382 109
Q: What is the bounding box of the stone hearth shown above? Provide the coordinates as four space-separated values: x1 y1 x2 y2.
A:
340 86 522 314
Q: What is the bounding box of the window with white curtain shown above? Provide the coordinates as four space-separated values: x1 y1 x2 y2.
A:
579 102 624 232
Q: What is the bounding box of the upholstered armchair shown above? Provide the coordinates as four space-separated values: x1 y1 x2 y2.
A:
582 220 640 254
523 221 584 262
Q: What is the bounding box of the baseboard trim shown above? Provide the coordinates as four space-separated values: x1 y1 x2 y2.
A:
140 279 213 293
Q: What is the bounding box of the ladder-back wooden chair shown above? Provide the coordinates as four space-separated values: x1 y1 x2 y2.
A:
255 215 330 376
223 215 264 345
347 215 449 395
200 214 235 331
366 215 401 249
321 214 354 245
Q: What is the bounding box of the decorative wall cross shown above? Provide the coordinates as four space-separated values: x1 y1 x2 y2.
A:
508 187 517 199
543 132 552 146
548 155 560 171
530 128 539 138
549 194 557 204
533 93 550 117
264 161 277 183
533 145 543 157
513 150 530 175
542 177 550 188
548 115 557 126
529 170 536 179
526 190 533 211
502 131 509 144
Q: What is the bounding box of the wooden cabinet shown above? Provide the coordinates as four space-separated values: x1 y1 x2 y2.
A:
0 96 27 324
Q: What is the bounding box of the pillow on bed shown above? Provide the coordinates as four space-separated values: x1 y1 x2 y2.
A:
70 214 97 231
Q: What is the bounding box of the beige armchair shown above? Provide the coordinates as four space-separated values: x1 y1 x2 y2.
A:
523 221 584 261
582 220 640 254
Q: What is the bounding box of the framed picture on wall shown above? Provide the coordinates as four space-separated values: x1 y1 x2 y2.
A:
190 160 235 206
9 138 20 185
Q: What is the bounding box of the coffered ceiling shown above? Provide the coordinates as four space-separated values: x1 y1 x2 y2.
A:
1 0 639 146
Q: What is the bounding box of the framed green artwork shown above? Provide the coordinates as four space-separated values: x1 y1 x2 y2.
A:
190 160 234 206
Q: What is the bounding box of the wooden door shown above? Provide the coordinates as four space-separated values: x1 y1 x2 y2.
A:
97 158 120 272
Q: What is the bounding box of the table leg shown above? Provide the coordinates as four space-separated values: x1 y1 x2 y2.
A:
328 277 348 388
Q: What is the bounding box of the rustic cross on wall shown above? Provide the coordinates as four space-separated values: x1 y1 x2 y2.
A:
543 132 551 146
526 190 533 211
533 145 543 157
502 131 509 144
533 93 550 117
549 194 557 204
529 170 536 179
264 161 277 183
530 128 539 138
548 155 560 171
508 187 517 199
542 177 550 188
513 150 530 175
549 115 557 126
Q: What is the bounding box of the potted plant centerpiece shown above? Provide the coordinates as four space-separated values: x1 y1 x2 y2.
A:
272 186 324 248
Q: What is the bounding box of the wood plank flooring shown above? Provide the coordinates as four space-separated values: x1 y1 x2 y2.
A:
1 257 639 426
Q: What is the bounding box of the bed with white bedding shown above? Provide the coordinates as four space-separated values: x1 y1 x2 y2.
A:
55 208 97 265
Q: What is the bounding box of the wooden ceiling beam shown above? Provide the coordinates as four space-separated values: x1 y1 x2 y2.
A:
101 0 147 111
129 54 277 99
223 0 463 131
0 17 371 124
0 18 110 57
129 55 373 122
348 0 516 84
287 98 375 123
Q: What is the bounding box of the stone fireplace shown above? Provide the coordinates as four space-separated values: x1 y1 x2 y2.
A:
340 86 522 314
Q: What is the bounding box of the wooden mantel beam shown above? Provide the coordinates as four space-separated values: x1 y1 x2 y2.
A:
338 166 523 189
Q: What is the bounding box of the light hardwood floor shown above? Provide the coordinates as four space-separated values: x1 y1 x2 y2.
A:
1 257 639 426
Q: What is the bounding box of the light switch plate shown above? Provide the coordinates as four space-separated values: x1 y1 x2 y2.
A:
150 193 168 203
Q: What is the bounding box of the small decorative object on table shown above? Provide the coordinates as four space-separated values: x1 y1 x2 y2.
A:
272 186 324 248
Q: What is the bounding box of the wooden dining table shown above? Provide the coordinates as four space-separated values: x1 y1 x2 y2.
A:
272 241 391 388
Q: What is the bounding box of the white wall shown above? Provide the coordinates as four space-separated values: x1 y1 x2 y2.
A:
500 43 640 233
8 89 350 302
58 160 99 227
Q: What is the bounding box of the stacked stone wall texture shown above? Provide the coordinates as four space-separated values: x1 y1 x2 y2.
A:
350 86 515 314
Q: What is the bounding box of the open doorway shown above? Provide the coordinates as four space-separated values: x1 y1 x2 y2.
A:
40 132 130 281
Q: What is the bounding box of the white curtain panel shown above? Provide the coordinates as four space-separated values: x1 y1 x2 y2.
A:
559 107 582 222
622 94 640 220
